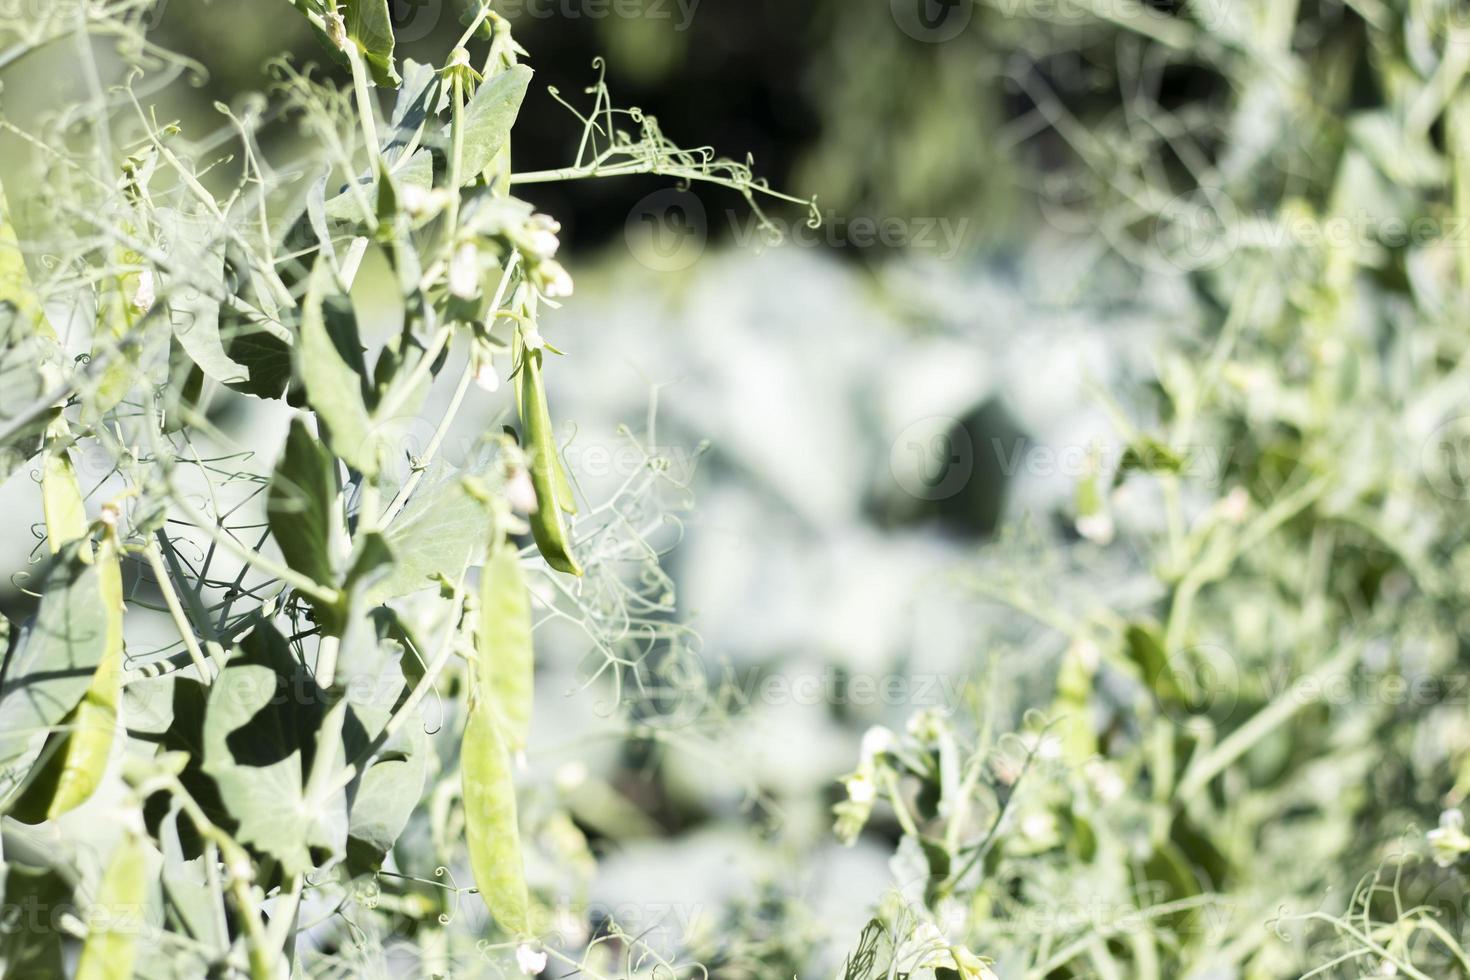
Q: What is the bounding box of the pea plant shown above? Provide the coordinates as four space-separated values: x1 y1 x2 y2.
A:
830 1 1470 978
0 2 811 976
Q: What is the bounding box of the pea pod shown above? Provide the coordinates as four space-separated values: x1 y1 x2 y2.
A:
517 344 582 576
40 422 90 557
460 703 530 936
74 829 147 980
9 528 124 821
477 537 534 754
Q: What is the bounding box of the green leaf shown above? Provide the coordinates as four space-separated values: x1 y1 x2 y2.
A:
0 182 64 481
8 534 124 822
290 0 400 89
220 250 292 401
461 704 529 936
267 417 339 590
344 704 429 873
156 208 250 386
453 66 533 185
476 539 534 754
299 257 379 476
385 60 443 163
74 831 147 980
1123 622 1184 705
345 0 400 88
0 547 113 781
202 626 346 879
368 462 490 604
0 862 71 978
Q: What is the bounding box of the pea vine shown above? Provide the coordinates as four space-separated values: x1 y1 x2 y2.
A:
0 2 809 976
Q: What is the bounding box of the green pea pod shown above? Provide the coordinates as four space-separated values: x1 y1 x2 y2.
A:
518 346 582 576
40 423 90 557
74 829 146 980
460 703 530 936
478 538 534 754
9 529 124 822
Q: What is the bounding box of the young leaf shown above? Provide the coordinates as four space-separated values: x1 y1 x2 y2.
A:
290 0 400 88
299 257 379 477
267 417 339 590
477 538 534 755
73 830 147 980
156 207 250 386
461 704 530 937
345 0 400 88
518 348 583 575
453 65 533 186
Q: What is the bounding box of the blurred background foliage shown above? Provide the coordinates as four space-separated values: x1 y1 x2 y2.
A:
8 0 1470 977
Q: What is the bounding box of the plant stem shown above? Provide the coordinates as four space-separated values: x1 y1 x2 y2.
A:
143 539 213 678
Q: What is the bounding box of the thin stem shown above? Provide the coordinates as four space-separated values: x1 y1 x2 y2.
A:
143 539 213 678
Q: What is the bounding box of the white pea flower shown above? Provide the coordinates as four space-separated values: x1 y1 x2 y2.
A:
1429 808 1470 867
506 467 539 515
860 725 896 764
1084 759 1125 802
449 241 481 299
537 259 574 298
1076 510 1115 545
474 359 500 392
515 943 547 975
1220 485 1250 523
554 760 588 792
132 268 155 314
399 183 430 216
843 769 876 805
1020 811 1057 842
524 214 562 258
521 326 546 352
